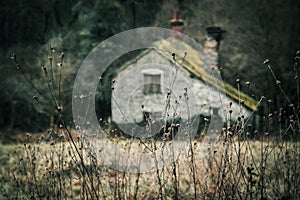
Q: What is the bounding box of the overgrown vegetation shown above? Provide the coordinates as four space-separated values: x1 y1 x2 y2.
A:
0 46 299 199
1 132 299 199
0 1 300 199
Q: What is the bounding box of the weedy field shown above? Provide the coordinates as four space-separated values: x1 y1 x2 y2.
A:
0 129 299 199
2 48 299 200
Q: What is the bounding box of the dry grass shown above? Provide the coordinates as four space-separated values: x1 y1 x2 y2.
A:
0 132 299 199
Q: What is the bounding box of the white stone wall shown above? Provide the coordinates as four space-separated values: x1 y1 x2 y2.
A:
111 50 251 125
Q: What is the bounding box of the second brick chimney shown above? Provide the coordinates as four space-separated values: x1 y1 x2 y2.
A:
203 26 225 70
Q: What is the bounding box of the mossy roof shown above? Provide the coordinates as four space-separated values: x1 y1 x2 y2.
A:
153 38 258 111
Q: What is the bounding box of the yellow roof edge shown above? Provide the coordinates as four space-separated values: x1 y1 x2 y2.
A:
183 61 258 111
154 39 259 111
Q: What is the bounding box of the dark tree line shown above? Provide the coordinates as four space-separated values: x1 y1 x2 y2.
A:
0 0 299 133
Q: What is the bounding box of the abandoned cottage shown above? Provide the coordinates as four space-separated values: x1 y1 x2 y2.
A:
110 13 257 135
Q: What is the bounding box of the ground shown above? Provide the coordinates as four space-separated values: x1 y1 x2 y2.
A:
0 130 299 199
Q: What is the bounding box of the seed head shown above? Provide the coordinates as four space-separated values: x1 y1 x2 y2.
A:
265 132 269 136
33 96 38 101
263 59 270 65
172 52 176 59
42 65 47 73
11 52 16 60
56 106 63 112
246 132 251 137
276 80 281 85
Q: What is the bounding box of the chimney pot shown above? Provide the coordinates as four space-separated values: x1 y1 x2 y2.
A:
169 11 184 37
205 26 225 43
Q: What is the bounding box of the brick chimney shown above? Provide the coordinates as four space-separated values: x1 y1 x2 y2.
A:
169 11 184 37
204 26 225 70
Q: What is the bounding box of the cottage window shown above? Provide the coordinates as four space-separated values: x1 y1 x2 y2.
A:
142 69 163 94
144 74 161 94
